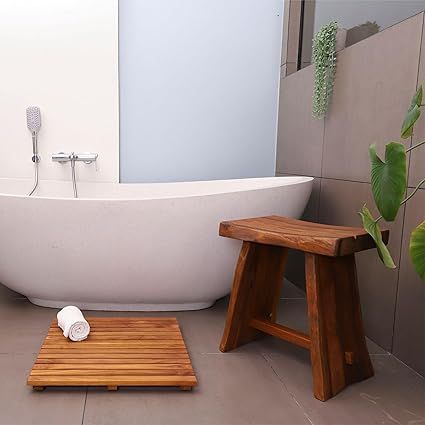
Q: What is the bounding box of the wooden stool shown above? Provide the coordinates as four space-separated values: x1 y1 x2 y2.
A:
219 215 387 401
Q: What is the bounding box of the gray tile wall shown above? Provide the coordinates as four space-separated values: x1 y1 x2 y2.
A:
276 13 425 375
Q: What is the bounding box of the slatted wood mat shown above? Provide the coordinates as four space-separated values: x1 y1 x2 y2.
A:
28 317 197 391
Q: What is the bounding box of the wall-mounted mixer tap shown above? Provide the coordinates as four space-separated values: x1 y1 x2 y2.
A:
52 152 98 198
52 152 98 164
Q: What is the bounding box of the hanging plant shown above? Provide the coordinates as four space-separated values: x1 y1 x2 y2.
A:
312 21 338 119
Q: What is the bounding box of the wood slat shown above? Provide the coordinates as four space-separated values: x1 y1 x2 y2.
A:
30 369 194 376
42 342 185 347
28 376 197 386
28 317 197 391
37 353 189 359
36 358 191 364
47 330 181 335
46 335 183 341
33 363 191 369
51 317 178 323
56 325 180 329
39 349 188 354
34 359 190 369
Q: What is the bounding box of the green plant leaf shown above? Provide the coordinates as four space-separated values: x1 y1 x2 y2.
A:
410 220 425 280
369 142 407 221
401 85 422 138
409 85 422 111
401 104 421 138
359 205 396 269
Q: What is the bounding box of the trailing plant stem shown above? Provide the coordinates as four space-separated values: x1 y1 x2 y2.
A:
401 177 425 205
406 139 425 153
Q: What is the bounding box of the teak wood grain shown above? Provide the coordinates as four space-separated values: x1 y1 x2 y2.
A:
28 317 197 391
219 242 288 352
219 215 389 257
219 215 378 401
305 253 373 400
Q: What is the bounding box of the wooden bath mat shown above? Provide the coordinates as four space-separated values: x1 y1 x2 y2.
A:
27 317 197 391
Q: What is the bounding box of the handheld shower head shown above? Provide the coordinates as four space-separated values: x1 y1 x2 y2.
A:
26 106 42 196
26 106 41 134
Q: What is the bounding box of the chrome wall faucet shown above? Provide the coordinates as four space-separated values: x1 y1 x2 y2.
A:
52 152 98 198
52 152 98 164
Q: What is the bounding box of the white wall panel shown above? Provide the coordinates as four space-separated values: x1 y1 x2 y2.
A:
0 0 119 182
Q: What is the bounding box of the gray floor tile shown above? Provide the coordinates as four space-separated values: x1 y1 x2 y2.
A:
0 299 57 327
0 283 26 302
276 299 309 332
367 339 388 356
281 279 306 299
0 300 58 354
82 352 312 425
0 353 86 425
0 285 422 425
264 351 425 425
0 328 47 355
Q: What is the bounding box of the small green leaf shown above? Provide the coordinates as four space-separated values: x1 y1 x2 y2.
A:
401 86 422 138
359 205 396 269
401 104 421 138
409 85 422 111
410 221 425 280
369 142 407 221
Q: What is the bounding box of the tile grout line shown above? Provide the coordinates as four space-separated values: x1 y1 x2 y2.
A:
81 388 88 425
261 353 315 425
316 177 323 222
388 353 425 380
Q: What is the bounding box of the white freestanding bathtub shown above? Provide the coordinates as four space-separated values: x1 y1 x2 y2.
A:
0 176 313 311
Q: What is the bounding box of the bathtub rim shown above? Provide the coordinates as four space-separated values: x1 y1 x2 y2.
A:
0 175 314 201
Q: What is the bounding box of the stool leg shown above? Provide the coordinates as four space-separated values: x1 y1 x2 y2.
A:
305 253 374 401
220 242 288 352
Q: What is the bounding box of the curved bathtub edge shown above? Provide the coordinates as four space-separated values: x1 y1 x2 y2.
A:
28 297 216 312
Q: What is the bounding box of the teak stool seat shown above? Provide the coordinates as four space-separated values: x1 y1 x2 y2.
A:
219 215 387 401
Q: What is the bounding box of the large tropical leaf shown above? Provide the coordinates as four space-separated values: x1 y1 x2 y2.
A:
410 220 425 280
401 85 422 138
369 142 407 221
359 205 396 269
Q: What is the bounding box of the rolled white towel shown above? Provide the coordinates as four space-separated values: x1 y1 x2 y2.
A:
57 306 90 342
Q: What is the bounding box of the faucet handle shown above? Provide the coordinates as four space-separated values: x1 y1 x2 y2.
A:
52 152 71 163
74 153 98 164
